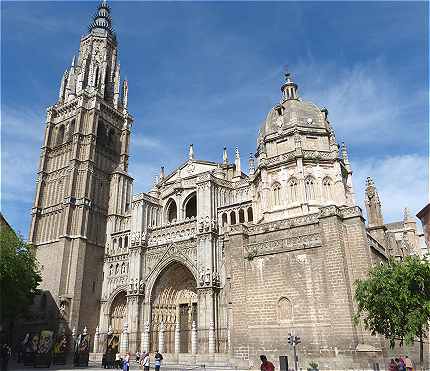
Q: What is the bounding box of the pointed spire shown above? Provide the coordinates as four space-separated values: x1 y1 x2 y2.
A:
281 66 298 101
122 79 128 110
188 144 194 160
159 166 165 181
341 142 352 172
365 176 384 227
234 147 241 178
223 147 228 165
248 153 255 175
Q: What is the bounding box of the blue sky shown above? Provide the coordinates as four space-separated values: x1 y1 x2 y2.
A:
1 1 428 237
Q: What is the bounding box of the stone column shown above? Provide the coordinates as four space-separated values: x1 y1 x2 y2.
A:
120 323 129 354
158 322 165 353
93 326 100 353
142 321 150 352
174 321 180 354
208 321 215 354
191 321 197 355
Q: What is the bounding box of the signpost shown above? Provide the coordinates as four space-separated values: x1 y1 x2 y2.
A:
288 333 301 371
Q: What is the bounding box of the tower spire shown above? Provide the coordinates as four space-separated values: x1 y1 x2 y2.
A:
88 0 115 39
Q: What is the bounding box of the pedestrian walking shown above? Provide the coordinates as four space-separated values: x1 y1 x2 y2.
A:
388 358 399 371
115 352 122 369
398 356 406 371
404 355 413 371
122 353 130 371
141 352 150 371
154 350 163 371
260 354 275 371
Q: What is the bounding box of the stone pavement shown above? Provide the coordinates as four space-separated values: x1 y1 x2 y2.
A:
8 360 240 371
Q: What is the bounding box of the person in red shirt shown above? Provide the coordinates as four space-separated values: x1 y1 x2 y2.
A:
260 355 275 371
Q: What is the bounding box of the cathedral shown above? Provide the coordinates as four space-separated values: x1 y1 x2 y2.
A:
28 2 424 369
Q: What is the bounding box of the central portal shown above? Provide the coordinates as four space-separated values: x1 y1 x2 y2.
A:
150 261 197 353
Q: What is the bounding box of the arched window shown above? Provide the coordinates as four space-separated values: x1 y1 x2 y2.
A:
277 297 293 323
272 182 281 206
68 119 75 141
184 193 197 218
115 264 119 275
119 237 123 249
322 177 333 201
247 207 253 222
108 129 115 145
222 213 227 226
121 263 126 274
56 125 65 146
304 177 316 201
97 121 106 144
239 209 245 223
166 199 177 223
230 211 236 225
95 65 100 88
124 236 128 248
113 238 117 251
109 264 113 276
288 178 298 203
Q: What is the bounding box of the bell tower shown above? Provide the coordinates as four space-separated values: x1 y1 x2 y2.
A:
29 1 133 334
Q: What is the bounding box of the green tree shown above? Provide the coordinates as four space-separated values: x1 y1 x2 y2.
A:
354 256 430 370
0 229 42 326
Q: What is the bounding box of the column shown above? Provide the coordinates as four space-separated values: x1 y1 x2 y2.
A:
93 326 100 353
158 322 165 353
191 321 197 355
141 321 150 352
174 321 180 354
208 321 215 354
120 323 129 354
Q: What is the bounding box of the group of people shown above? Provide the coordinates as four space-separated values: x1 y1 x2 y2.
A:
388 356 414 371
137 351 163 371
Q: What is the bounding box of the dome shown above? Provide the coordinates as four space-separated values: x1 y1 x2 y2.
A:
257 98 327 144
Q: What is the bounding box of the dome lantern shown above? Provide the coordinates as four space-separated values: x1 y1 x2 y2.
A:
281 70 298 101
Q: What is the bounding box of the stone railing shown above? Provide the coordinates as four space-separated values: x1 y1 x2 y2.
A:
148 218 197 246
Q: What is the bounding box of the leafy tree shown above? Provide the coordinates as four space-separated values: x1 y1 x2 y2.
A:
354 256 430 369
0 229 42 325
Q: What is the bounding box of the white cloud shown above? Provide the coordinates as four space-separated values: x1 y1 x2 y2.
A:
353 154 429 224
295 59 426 149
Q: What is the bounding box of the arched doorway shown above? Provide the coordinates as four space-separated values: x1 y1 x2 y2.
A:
150 262 197 353
107 291 127 354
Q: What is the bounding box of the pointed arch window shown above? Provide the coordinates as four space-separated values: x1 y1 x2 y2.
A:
184 192 197 219
247 207 253 222
68 119 75 141
288 178 298 203
272 182 281 207
166 199 178 223
322 177 333 201
56 124 65 146
304 177 316 201
239 209 245 223
230 211 236 225
222 213 228 226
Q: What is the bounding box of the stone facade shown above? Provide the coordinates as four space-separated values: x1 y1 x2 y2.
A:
28 2 425 369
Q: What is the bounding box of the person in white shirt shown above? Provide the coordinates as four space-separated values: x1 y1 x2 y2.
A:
140 352 150 371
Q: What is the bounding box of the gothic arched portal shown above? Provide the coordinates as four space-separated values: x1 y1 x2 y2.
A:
150 262 197 353
109 291 127 335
